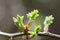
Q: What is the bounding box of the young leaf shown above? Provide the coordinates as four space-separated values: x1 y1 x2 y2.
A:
44 15 54 26
31 25 41 37
12 14 24 31
27 10 39 23
13 17 19 27
34 25 41 34
17 14 24 24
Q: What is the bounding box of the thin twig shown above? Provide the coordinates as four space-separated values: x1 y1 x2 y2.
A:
0 31 60 39
38 32 60 39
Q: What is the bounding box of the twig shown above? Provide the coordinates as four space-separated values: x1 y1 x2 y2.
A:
38 32 60 39
0 31 24 37
0 31 60 39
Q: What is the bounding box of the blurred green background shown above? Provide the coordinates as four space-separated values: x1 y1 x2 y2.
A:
0 0 60 40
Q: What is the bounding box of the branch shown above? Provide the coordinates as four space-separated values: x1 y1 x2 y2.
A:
0 31 60 39
0 31 24 37
38 32 60 39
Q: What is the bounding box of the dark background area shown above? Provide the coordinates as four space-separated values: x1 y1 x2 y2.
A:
0 0 60 40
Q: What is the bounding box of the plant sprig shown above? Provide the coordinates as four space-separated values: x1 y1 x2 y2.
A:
27 10 39 24
44 15 54 26
26 10 39 30
13 14 24 31
12 10 54 38
31 25 41 37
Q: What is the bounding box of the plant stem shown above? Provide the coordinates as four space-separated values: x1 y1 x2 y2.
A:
25 25 28 40
43 25 49 32
22 25 29 40
9 37 13 40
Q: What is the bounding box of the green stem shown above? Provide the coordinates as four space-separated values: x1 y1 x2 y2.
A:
9 37 13 40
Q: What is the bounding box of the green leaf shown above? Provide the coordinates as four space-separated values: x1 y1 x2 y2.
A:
44 15 54 26
17 14 24 24
31 25 41 37
30 32 36 37
12 14 24 31
13 17 19 26
13 17 18 23
34 25 41 34
27 10 39 23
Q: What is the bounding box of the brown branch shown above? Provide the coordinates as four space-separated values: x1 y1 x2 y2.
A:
0 31 60 39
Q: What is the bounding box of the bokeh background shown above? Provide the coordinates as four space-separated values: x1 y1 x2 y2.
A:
0 0 60 40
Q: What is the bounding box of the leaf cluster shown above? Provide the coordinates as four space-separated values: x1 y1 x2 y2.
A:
12 10 54 38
